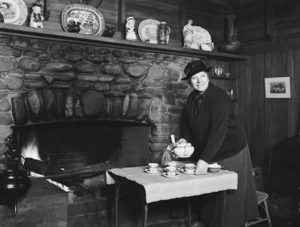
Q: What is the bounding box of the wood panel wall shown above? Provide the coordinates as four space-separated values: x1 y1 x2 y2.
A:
233 0 300 54
230 0 300 171
236 51 300 168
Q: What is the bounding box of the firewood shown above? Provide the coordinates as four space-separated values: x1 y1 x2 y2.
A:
24 158 84 193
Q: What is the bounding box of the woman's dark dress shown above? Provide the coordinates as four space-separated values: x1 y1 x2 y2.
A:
181 83 259 227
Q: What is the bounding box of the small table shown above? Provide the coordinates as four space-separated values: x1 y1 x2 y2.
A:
106 166 237 227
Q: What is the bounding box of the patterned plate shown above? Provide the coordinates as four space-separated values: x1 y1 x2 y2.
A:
138 19 160 44
0 0 27 25
61 4 105 36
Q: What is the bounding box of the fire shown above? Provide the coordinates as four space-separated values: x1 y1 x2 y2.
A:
21 140 41 165
21 136 71 192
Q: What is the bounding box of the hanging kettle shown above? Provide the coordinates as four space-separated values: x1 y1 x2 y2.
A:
0 169 31 206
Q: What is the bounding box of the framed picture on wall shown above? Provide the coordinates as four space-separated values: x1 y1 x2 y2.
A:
264 77 291 98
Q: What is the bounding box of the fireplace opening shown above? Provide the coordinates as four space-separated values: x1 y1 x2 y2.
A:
1 121 152 226
14 120 151 171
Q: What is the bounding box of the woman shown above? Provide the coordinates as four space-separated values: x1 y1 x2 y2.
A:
179 60 259 227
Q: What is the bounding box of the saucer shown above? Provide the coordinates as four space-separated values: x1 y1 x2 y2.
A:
144 168 161 174
162 172 179 178
180 169 195 175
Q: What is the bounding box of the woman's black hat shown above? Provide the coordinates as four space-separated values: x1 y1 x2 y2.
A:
182 60 213 80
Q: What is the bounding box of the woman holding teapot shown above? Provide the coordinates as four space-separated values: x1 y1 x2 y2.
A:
179 60 258 227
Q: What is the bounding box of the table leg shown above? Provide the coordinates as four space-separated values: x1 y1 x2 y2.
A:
114 183 121 227
220 191 226 227
139 187 148 227
187 197 191 227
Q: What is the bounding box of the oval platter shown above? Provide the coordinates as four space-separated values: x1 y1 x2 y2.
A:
138 19 160 44
61 4 105 36
0 0 27 25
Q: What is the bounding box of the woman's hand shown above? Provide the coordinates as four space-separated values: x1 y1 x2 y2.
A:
195 159 208 175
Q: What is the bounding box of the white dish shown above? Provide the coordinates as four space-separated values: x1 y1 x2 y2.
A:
138 19 160 44
61 4 105 36
162 172 179 178
0 0 27 25
208 163 221 168
144 168 161 174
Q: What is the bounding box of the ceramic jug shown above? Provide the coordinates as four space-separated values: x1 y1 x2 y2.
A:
219 15 242 53
158 21 171 45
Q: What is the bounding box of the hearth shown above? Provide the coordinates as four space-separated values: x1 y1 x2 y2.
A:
0 120 151 226
15 120 151 171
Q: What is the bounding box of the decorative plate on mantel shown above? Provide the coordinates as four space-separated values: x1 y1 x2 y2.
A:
0 0 27 25
138 19 160 44
61 4 105 36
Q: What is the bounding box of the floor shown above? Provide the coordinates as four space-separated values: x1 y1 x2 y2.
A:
116 185 300 227
117 198 300 227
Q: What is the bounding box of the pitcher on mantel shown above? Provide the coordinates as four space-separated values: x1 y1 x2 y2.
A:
219 15 242 54
158 21 171 45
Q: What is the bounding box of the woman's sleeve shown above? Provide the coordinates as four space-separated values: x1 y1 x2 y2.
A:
200 92 231 163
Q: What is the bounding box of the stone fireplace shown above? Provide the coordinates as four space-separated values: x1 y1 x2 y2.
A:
0 34 197 226
0 34 196 165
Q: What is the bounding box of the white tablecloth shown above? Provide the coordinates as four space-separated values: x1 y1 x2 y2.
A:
106 166 238 203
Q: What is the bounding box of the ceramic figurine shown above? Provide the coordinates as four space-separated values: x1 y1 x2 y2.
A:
182 20 197 49
0 2 8 23
30 0 44 29
125 17 137 41
182 19 214 51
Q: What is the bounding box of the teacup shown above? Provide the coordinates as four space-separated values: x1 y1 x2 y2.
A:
167 161 177 168
148 163 159 173
165 166 177 176
184 163 196 173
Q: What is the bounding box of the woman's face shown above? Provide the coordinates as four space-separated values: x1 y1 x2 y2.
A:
189 71 209 92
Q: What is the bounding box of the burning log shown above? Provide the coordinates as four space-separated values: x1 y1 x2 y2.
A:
23 158 113 195
24 158 84 192
24 158 65 176
64 162 114 175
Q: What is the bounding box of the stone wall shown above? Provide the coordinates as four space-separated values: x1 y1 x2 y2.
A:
0 34 196 168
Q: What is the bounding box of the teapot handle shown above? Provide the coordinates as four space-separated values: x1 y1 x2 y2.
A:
167 26 171 34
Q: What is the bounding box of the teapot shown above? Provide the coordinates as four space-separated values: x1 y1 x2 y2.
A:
172 143 194 158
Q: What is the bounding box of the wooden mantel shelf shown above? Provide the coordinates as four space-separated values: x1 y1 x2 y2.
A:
0 23 249 61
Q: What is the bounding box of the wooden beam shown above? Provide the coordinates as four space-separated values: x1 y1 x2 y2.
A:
178 0 187 29
118 0 126 32
265 0 274 41
43 0 51 21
